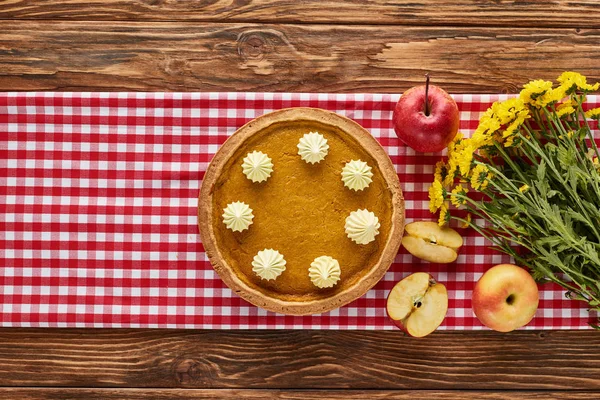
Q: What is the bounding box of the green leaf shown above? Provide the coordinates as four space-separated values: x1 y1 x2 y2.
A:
535 236 563 247
546 190 565 200
536 159 547 182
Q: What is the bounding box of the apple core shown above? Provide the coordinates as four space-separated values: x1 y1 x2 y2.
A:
506 294 515 305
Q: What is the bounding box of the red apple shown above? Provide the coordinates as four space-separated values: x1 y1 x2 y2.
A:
392 75 460 153
472 264 539 332
386 272 448 337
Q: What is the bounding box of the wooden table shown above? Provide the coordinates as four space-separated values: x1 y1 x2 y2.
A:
1 1 599 399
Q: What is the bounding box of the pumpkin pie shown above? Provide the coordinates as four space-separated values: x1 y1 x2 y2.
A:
198 107 405 315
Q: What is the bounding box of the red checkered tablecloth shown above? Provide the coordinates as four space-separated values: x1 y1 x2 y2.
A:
0 92 597 329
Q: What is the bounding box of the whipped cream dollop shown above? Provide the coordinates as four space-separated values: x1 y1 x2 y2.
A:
242 151 273 183
222 201 254 232
252 249 287 281
345 209 380 244
341 159 373 191
297 132 329 164
308 256 341 288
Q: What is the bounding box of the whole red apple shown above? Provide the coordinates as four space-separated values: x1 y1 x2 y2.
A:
392 76 460 153
472 264 539 332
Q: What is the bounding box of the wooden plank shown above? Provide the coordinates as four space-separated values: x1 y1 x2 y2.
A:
0 388 597 400
0 1 599 28
0 22 599 93
0 329 597 390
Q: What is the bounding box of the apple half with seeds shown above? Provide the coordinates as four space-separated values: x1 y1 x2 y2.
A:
401 221 463 263
386 272 448 337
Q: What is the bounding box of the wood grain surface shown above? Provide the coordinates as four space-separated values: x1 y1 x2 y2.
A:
0 0 599 28
1 22 599 93
0 388 596 400
2 1 600 397
0 329 598 390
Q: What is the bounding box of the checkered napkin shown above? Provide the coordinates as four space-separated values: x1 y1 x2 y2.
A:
0 92 597 329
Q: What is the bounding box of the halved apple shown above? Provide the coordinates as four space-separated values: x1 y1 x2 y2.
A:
386 272 448 337
401 221 463 263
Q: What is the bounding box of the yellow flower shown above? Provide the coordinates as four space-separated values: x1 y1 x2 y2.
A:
476 107 502 136
470 164 493 190
586 148 596 160
448 134 475 176
447 132 464 156
471 113 499 149
456 143 475 176
519 77 571 108
519 79 554 108
504 135 516 148
477 146 495 161
428 180 445 213
490 101 502 119
445 156 458 187
501 120 522 147
545 86 567 105
461 213 472 228
445 133 470 185
559 131 574 140
479 105 497 121
590 150 600 169
556 107 575 117
585 107 600 120
496 98 528 125
485 97 531 148
480 103 505 146
471 130 492 150
556 100 576 117
450 184 469 207
519 184 530 193
438 203 450 226
434 161 448 184
557 71 600 94
585 148 599 170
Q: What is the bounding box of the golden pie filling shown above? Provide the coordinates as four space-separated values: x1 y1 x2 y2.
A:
211 120 393 302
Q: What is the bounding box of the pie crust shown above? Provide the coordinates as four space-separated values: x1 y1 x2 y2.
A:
198 107 405 315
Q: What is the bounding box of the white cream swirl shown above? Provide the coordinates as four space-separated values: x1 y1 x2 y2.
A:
222 201 254 232
308 256 341 288
297 132 329 164
242 151 273 183
341 159 373 191
345 209 380 245
252 249 286 281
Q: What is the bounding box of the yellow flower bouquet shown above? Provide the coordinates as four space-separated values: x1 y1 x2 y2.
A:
429 72 600 325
